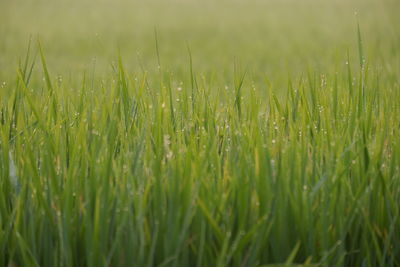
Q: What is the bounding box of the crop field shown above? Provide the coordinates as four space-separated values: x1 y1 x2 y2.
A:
1 0 400 266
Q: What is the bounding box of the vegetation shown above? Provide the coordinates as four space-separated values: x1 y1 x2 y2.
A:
1 0 399 266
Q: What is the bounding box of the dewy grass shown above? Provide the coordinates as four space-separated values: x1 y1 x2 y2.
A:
0 0 399 265
0 34 399 266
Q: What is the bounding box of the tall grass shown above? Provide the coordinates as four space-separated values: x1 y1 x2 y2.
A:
0 27 399 265
1 0 400 265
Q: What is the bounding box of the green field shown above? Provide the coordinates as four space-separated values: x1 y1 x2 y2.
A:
1 0 400 266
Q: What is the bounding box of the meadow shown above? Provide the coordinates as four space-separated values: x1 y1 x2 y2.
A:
1 0 400 266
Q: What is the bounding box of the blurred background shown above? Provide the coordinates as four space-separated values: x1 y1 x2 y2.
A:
1 0 399 88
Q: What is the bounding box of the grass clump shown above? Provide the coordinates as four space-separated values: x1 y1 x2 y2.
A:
1 38 399 266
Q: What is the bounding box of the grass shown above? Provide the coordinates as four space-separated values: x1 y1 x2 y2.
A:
1 0 400 266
